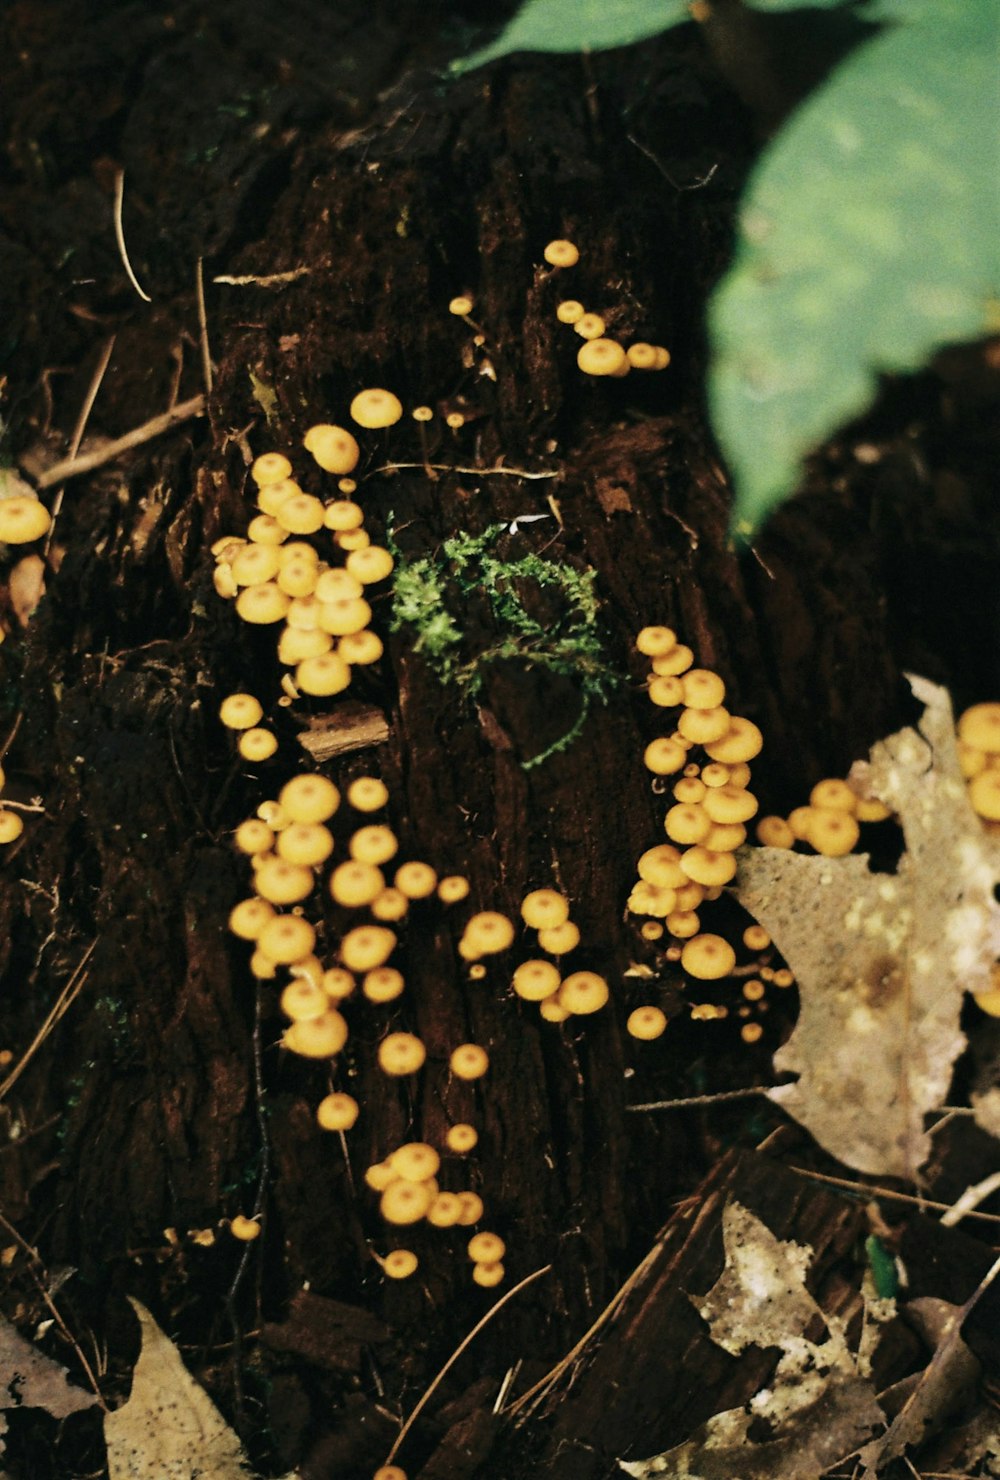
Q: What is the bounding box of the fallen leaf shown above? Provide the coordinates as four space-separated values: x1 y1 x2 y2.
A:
9 554 46 626
105 1299 266 1479
0 1313 98 1461
859 1297 981 1478
735 676 1000 1177
619 1200 884 1480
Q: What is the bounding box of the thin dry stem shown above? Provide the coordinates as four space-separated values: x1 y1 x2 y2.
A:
113 169 152 303
789 1165 1000 1226
0 941 96 1102
383 1263 551 1465
34 394 205 490
44 334 115 554
195 256 213 394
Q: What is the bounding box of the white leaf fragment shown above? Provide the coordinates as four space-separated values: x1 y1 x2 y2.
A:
619 1201 884 1480
735 677 1000 1177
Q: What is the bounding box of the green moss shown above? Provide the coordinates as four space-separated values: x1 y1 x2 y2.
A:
388 522 620 767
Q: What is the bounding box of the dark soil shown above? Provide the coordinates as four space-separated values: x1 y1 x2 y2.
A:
1 4 998 1479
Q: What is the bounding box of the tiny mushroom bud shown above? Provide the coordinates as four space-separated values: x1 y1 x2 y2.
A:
449 294 475 316
350 388 403 429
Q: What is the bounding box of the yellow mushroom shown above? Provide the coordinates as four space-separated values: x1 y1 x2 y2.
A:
316 1092 359 1131
681 933 736 980
350 388 403 429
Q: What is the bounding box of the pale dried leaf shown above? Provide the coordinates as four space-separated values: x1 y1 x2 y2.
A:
105 1299 254 1480
619 1201 884 1480
0 1313 97 1459
9 555 46 626
735 677 1000 1177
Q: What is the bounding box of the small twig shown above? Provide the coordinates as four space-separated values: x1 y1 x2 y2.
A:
788 1165 1000 1226
225 982 270 1429
627 1086 774 1111
194 257 213 395
44 334 115 555
382 1263 551 1466
0 1209 107 1408
112 169 152 303
0 941 97 1103
34 394 205 490
940 1169 1000 1228
505 1244 660 1420
212 268 311 287
368 461 561 480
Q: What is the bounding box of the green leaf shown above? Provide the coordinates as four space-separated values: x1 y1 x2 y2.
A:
708 2 999 534
451 0 689 74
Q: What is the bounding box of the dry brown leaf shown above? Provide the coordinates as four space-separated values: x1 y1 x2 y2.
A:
0 1313 98 1460
735 676 1000 1177
859 1296 981 1477
618 1200 884 1480
104 1299 297 1480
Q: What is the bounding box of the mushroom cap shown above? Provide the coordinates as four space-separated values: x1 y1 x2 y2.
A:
807 807 860 856
282 1009 348 1058
253 858 314 905
236 582 291 624
219 692 264 730
445 1123 478 1154
303 423 360 475
543 239 579 267
467 1231 505 1263
383 1250 418 1280
557 970 609 1015
341 925 397 972
390 1142 440 1182
394 861 438 899
258 914 316 964
238 728 279 762
577 338 627 376
362 966 405 1003
0 496 51 544
521 888 570 930
350 824 399 866
379 1179 433 1224
377 1031 426 1076
461 911 515 957
349 388 403 429
316 1092 359 1131
228 897 276 940
703 717 764 764
330 860 385 908
636 625 677 658
472 1261 505 1288
627 1006 667 1040
512 959 562 1001
958 703 1000 754
450 1043 489 1080
681 933 736 980
536 920 581 955
347 776 389 812
280 774 340 824
251 452 293 486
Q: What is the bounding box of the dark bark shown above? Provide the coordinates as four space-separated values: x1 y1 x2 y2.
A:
1 3 999 1478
